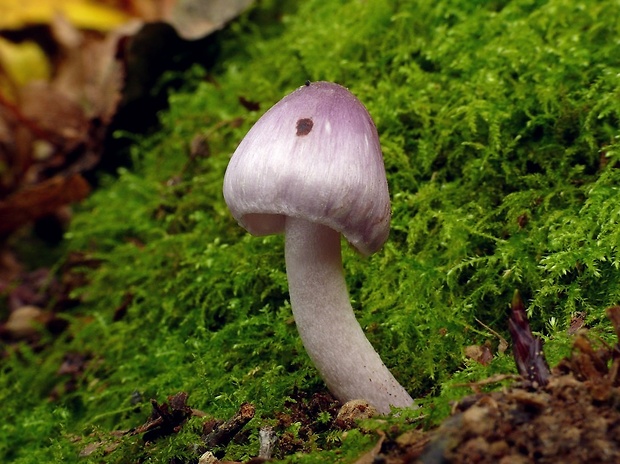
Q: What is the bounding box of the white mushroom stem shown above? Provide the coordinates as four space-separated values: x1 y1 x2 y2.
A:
284 216 414 414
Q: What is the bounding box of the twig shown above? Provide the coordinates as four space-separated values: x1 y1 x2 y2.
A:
202 402 255 448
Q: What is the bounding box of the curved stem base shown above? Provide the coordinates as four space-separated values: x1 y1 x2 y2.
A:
284 217 414 414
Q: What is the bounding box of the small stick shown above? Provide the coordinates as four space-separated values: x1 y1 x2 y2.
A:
202 402 255 448
258 426 277 460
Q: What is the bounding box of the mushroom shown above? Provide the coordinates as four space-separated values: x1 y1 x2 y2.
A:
223 81 414 414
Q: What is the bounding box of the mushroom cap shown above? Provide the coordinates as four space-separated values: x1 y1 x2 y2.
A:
223 81 390 256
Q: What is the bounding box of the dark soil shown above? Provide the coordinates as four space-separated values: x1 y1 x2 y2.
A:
372 322 620 464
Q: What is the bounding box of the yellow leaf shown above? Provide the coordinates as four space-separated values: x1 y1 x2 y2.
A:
0 37 51 100
0 0 132 31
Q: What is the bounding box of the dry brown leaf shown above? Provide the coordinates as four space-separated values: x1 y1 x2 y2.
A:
1 0 256 40
0 174 90 235
0 0 131 31
50 14 140 122
20 81 89 149
464 344 494 366
0 0 254 238
1 305 49 339
115 0 255 39
0 14 129 228
164 0 255 40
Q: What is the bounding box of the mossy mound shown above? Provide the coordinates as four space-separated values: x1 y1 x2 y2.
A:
2 0 620 462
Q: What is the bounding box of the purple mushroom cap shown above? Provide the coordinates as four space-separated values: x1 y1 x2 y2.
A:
223 81 390 256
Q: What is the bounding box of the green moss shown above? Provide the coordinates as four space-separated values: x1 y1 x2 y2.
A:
3 0 620 461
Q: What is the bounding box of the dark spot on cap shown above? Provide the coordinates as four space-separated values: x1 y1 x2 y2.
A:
296 118 313 136
305 80 311 86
